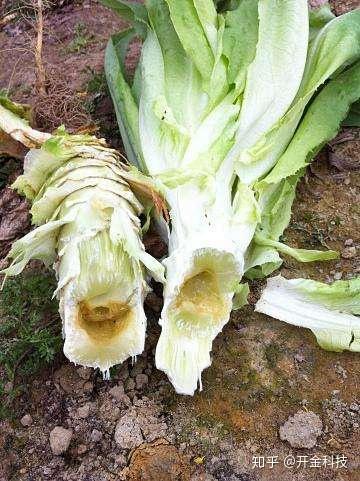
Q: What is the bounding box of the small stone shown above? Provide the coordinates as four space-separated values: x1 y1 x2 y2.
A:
327 437 342 450
4 381 13 393
83 381 94 392
90 429 103 443
99 399 121 422
49 426 73 455
20 414 33 427
114 453 127 467
179 443 187 453
54 365 92 394
341 246 356 259
114 411 143 449
279 410 322 449
294 353 305 363
344 239 354 246
334 363 347 379
333 272 343 281
77 444 87 455
125 378 136 392
350 403 359 412
142 421 167 442
109 384 125 401
77 403 91 419
135 374 148 390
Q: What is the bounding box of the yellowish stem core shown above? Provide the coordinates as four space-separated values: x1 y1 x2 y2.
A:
77 301 133 344
171 271 227 330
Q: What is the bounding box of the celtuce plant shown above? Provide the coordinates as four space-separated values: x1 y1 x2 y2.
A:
256 276 360 352
102 0 360 394
0 97 165 376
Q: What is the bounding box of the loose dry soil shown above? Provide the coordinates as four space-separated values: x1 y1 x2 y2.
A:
0 1 359 480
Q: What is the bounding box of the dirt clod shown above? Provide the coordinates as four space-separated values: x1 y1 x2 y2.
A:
109 384 125 401
49 426 73 455
136 374 149 390
90 429 103 443
76 403 91 419
54 365 92 394
323 394 360 438
114 410 144 449
20 414 33 427
77 443 87 455
341 246 357 259
308 0 327 7
125 439 191 481
279 410 323 449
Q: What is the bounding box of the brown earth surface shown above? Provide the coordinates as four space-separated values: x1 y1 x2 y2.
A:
0 1 359 481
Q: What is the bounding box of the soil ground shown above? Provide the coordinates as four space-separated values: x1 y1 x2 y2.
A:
0 1 359 481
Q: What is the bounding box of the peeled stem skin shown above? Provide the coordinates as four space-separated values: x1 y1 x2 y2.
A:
255 275 360 353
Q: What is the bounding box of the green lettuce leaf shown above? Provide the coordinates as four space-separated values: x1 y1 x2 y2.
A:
99 0 148 38
263 60 360 184
105 31 145 170
236 9 360 185
222 0 259 93
164 0 215 81
230 0 309 162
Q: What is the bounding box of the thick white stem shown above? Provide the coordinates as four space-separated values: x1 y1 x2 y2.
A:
155 183 248 394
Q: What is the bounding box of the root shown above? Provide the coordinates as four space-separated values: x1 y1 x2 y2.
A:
33 66 92 132
34 0 46 96
30 0 91 131
0 13 17 26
